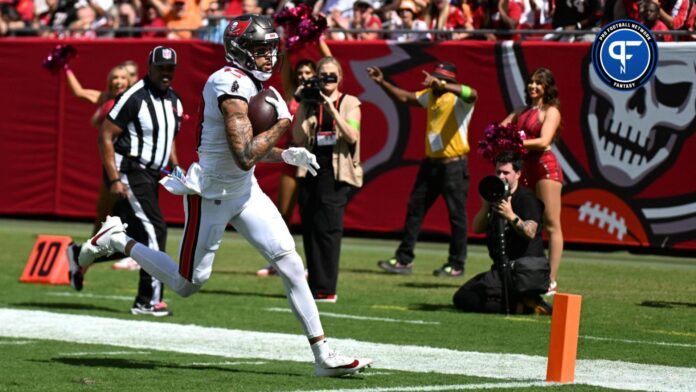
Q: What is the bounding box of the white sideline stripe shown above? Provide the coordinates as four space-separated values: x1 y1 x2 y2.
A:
186 361 267 366
60 351 151 356
292 381 551 392
266 307 440 325
1 309 695 392
0 340 35 345
48 292 134 301
581 335 696 348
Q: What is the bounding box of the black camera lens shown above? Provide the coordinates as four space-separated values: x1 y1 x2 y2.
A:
479 175 510 203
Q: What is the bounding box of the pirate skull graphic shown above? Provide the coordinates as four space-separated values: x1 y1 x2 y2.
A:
585 46 696 188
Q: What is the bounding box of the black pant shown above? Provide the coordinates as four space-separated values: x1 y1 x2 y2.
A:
299 171 350 297
91 168 167 306
395 159 469 269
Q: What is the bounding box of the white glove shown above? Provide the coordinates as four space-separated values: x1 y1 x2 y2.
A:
282 147 320 176
265 86 292 121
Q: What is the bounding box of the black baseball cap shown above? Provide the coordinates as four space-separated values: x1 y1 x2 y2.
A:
148 46 177 66
432 62 457 83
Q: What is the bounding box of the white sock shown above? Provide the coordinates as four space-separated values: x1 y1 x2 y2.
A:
272 251 324 338
130 243 200 297
311 339 330 362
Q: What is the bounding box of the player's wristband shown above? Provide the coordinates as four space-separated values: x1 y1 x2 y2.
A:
460 85 472 99
347 119 360 131
109 178 121 186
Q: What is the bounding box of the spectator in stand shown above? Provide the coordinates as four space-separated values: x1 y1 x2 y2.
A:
653 0 689 29
425 0 470 40
471 0 499 40
349 0 383 40
69 1 98 37
141 4 167 38
37 0 78 36
0 1 25 36
115 1 138 37
200 0 225 42
548 0 600 41
317 0 356 20
151 0 206 39
497 0 528 39
242 0 261 14
642 0 672 41
390 0 429 41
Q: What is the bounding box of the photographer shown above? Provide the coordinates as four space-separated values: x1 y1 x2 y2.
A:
293 56 362 303
453 151 551 315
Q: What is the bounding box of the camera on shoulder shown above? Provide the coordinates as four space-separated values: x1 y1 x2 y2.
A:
300 74 338 103
478 175 511 203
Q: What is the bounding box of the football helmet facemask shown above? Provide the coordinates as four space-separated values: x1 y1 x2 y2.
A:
223 14 280 81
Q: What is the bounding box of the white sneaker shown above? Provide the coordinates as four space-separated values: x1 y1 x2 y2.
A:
79 216 127 267
315 351 372 377
112 257 140 271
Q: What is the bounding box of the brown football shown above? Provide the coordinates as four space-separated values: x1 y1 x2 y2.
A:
248 89 278 135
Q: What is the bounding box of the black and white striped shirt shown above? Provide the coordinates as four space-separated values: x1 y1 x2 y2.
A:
108 77 183 172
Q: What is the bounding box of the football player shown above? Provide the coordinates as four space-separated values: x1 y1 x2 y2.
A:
78 14 372 377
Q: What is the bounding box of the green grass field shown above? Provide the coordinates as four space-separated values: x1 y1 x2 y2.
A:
0 218 694 391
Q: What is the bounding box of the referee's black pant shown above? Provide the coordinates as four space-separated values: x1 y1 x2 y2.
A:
91 166 167 307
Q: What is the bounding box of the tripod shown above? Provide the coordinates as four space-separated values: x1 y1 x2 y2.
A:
491 214 513 315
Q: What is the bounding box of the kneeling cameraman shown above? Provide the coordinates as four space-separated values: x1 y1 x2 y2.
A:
453 151 551 315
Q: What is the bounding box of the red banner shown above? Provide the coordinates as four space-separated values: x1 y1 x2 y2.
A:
0 39 694 251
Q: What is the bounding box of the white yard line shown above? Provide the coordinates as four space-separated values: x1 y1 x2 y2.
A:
266 308 440 325
291 381 552 392
0 308 694 392
185 361 267 366
59 350 151 356
580 336 696 348
47 292 134 301
0 340 35 345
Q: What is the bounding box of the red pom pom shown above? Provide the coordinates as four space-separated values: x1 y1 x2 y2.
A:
274 5 328 51
476 122 527 164
42 44 77 74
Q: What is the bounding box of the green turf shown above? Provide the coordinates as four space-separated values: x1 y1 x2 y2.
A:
0 218 694 391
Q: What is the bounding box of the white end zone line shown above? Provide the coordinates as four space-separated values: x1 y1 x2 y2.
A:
291 381 552 392
581 335 696 348
59 350 151 356
1 309 694 392
266 307 440 325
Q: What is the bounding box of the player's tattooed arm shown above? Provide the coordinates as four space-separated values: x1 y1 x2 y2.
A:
260 147 284 163
221 98 290 171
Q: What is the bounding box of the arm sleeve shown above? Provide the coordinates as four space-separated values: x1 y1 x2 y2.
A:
108 93 138 130
415 89 431 108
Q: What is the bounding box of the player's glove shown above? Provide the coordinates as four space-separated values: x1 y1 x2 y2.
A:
265 86 292 121
282 147 320 176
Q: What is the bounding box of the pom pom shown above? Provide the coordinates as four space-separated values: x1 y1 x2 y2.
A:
476 122 527 164
42 44 77 74
274 4 328 51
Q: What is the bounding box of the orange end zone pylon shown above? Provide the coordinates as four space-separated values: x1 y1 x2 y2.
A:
546 293 583 383
19 235 73 285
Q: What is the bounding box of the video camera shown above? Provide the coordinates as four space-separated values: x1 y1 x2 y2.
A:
300 74 338 103
478 175 511 203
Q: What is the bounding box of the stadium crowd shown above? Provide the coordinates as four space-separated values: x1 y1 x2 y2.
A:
1 0 695 40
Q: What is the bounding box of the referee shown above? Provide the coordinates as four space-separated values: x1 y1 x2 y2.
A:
69 46 184 317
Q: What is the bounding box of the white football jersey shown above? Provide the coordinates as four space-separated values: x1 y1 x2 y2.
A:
198 65 262 200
